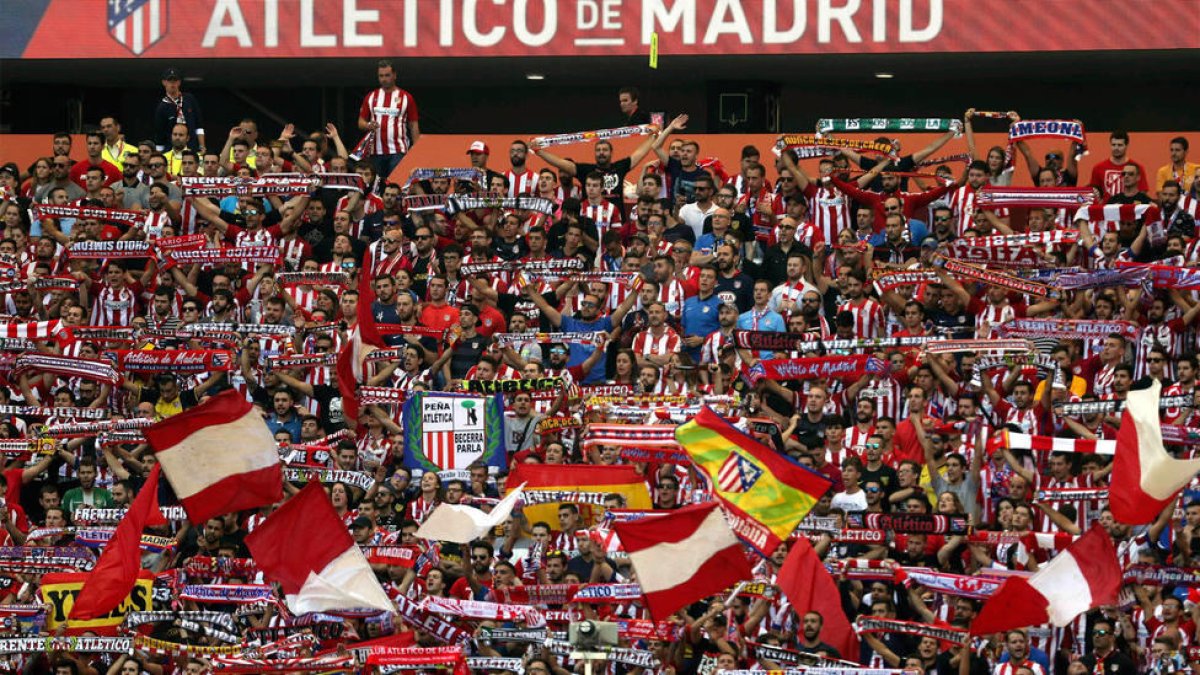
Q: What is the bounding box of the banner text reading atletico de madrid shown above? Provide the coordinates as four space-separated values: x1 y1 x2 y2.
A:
9 0 1198 60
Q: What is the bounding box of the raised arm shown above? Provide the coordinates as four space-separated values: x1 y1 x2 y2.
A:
910 129 957 165
531 144 577 178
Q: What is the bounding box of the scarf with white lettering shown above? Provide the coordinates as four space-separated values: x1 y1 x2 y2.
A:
463 377 563 394
937 255 1057 297
462 258 583 277
283 468 374 491
994 317 1139 341
746 355 886 384
976 186 1095 209
848 512 969 534
1006 119 1087 168
924 339 1032 355
446 194 557 215
268 353 337 370
107 348 236 373
178 583 275 604
816 118 962 137
854 617 968 645
165 246 280 265
532 124 657 148
406 167 485 186
0 636 131 654
1054 394 1192 416
873 270 940 293
1035 486 1109 501
402 193 449 212
11 354 121 385
276 271 350 287
494 331 606 347
422 596 545 626
733 330 938 354
32 203 144 228
66 240 155 259
357 386 408 405
43 417 153 438
180 175 318 198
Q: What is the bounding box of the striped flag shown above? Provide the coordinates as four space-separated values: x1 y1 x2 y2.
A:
108 0 167 56
676 407 832 556
1003 431 1115 455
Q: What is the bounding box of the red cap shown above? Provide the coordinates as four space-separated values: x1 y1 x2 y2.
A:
466 141 490 155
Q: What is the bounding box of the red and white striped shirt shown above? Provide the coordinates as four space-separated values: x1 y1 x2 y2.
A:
975 302 1015 339
277 236 311 272
837 297 885 338
582 200 622 243
360 87 419 156
632 326 681 359
506 169 538 197
948 185 979 235
657 279 686 319
804 182 851 247
92 285 138 326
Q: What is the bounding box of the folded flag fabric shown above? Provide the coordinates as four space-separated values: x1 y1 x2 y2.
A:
676 407 832 556
68 465 163 621
142 389 282 526
245 482 393 615
970 523 1120 635
505 464 652 527
777 536 859 660
416 483 525 544
1110 380 1200 524
613 502 750 621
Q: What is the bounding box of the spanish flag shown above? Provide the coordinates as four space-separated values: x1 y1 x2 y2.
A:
676 407 832 556
507 464 652 530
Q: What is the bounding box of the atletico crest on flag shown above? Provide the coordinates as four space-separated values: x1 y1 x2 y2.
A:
107 0 168 56
401 392 506 473
717 453 762 493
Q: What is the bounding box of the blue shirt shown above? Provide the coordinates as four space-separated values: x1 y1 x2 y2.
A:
561 314 614 385
266 412 301 443
737 308 785 359
681 293 722 361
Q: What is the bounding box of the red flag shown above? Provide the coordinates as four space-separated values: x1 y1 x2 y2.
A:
613 502 752 621
336 240 385 424
69 464 161 620
776 536 859 661
245 482 392 614
970 523 1121 635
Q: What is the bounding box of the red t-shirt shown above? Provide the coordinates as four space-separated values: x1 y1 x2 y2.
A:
69 159 121 189
1089 158 1149 199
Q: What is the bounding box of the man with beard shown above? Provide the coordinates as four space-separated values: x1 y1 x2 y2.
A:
370 274 403 341
1160 180 1196 239
505 140 538 197
61 458 114 518
451 541 495 600
114 153 150 209
829 161 956 233
681 266 722 361
713 242 755 312
525 281 637 385
797 611 841 658
534 131 661 221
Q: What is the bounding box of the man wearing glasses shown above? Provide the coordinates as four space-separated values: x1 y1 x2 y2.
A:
1105 164 1153 206
1077 616 1136 675
679 174 718 238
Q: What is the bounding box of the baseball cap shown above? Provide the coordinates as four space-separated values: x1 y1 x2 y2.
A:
350 516 372 529
466 141 490 155
161 67 182 81
0 163 19 180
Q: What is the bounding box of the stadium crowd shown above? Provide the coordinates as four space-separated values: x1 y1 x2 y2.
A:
0 60 1199 674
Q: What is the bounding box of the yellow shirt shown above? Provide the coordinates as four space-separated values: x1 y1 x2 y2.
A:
1035 374 1087 401
1156 162 1199 194
102 139 138 171
163 150 184 177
